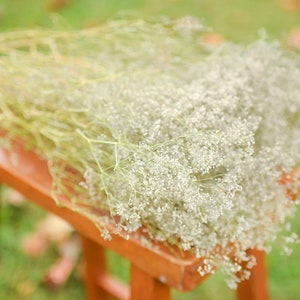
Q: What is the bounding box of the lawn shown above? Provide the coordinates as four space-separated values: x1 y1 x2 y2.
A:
0 0 300 299
0 0 300 43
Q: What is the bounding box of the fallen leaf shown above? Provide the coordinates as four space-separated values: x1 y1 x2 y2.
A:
5 188 25 206
43 257 75 289
279 0 300 11
287 29 300 49
21 233 48 258
16 280 36 297
21 214 73 257
39 214 73 242
200 33 225 46
46 0 73 12
84 20 101 29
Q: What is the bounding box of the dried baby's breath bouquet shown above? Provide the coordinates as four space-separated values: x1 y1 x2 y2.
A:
1 17 300 287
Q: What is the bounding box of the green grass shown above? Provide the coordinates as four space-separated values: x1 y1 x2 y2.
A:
0 0 300 299
0 0 299 42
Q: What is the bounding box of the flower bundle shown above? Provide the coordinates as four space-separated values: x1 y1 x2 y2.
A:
1 18 300 287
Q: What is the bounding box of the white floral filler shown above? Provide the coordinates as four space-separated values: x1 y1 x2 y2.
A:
1 18 300 287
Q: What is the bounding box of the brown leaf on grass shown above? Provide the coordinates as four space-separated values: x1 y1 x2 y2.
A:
21 233 48 258
43 257 76 289
39 214 73 242
16 280 36 297
5 188 25 206
21 214 73 257
84 20 101 29
46 0 73 12
200 33 225 46
43 236 79 289
287 29 300 49
279 0 300 11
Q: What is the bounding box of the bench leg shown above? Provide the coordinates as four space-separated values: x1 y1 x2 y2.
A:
81 235 109 300
237 249 268 300
130 264 170 300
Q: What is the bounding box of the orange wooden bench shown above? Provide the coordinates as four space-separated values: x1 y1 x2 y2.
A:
0 139 268 300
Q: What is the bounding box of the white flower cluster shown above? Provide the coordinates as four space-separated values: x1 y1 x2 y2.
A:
1 19 300 286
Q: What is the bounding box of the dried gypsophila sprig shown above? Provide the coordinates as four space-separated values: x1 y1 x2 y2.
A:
0 18 300 288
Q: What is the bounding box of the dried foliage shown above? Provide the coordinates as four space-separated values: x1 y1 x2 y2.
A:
1 17 300 287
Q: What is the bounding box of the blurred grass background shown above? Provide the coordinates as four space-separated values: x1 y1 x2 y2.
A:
0 0 300 42
0 0 300 299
